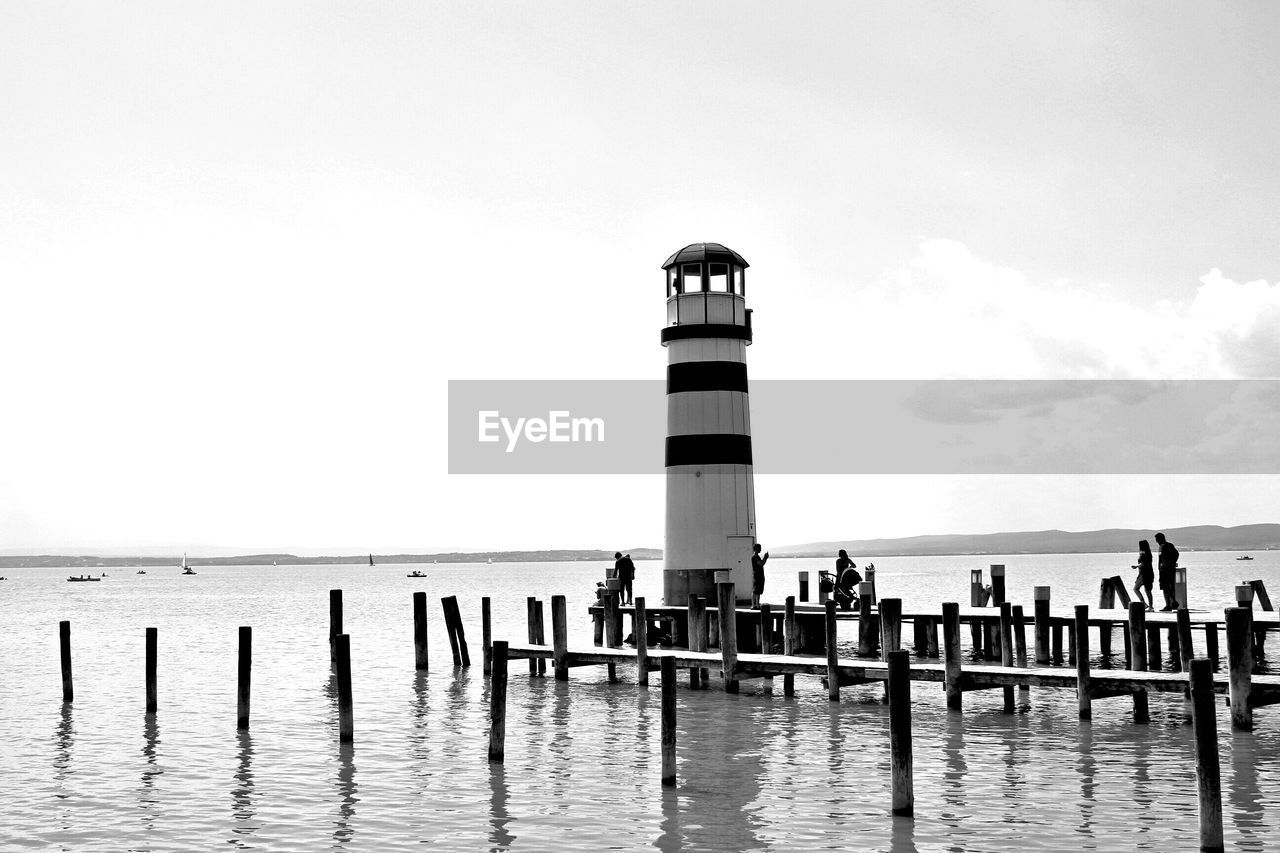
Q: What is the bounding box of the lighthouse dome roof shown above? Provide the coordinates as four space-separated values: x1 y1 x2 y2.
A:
661 242 749 270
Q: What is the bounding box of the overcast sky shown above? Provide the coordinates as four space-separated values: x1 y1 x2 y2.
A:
2 2 1278 555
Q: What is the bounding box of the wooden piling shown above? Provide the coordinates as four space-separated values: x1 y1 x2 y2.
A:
999 602 1014 713
1127 602 1149 724
987 565 1006 661
59 620 72 703
1177 608 1194 721
880 598 902 655
1052 621 1064 665
1034 587 1051 664
527 597 539 676
1108 575 1132 608
857 582 876 656
481 596 491 674
688 596 708 689
1146 623 1162 672
534 599 547 676
145 627 157 714
441 596 470 667
335 633 353 743
943 602 962 710
926 617 939 658
1225 607 1252 731
783 596 796 697
329 589 343 662
551 595 568 681
442 596 461 665
913 617 928 657
414 592 430 671
759 602 774 693
604 592 620 683
488 640 508 761
1189 658 1224 852
1074 605 1091 720
237 626 251 729
1012 605 1029 700
826 599 840 701
661 656 677 787
887 649 914 817
635 597 650 687
1097 580 1114 660
1205 622 1220 671
717 583 739 694
593 604 604 647
798 571 809 602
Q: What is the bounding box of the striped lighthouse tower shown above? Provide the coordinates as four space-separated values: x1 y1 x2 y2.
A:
660 243 756 606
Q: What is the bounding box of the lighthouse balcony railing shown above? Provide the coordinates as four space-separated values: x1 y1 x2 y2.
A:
667 292 747 327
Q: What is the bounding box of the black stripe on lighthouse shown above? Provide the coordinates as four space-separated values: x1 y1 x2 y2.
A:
665 434 754 467
666 362 749 394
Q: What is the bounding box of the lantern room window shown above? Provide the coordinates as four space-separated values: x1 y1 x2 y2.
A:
708 262 730 292
681 263 704 293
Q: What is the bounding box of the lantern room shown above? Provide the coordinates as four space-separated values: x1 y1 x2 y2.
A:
661 242 751 334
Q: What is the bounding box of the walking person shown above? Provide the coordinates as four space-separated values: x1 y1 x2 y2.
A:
614 552 636 606
1133 539 1155 612
1154 532 1180 611
751 543 769 608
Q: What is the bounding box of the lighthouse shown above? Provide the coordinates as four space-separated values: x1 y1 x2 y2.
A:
661 243 757 606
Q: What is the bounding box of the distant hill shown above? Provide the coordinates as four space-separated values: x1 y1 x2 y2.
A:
0 548 663 569
774 524 1280 557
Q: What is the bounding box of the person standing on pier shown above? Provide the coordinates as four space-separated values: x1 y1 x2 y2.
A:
1133 539 1155 611
751 543 769 607
614 552 636 606
1154 532 1180 611
832 549 862 611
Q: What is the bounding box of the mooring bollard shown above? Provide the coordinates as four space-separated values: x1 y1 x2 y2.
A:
414 592 430 671
887 649 914 817
783 596 796 697
943 602 962 710
488 640 508 762
1074 605 1091 720
688 595 708 689
59 620 72 703
636 597 650 687
661 656 677 787
717 582 739 694
237 626 252 730
1225 607 1252 731
481 596 491 674
999 602 1014 714
826 599 840 701
1034 586 1051 664
1189 658 1224 852
798 571 810 603
335 633 353 743
144 627 158 714
330 589 343 662
551 595 568 681
1127 602 1150 724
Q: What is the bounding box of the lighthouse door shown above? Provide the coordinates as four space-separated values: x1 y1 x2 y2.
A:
726 535 756 600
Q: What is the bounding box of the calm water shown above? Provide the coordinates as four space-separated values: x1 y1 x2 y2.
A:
1 552 1278 851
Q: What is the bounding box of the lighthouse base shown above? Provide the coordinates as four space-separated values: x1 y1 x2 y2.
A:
663 569 719 607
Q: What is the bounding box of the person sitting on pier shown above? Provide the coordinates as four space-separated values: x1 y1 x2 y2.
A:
832 549 862 611
1133 539 1155 612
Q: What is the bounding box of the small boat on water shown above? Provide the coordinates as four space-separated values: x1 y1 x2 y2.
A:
136 570 146 575
68 575 101 582
181 552 196 575
487 557 493 564
407 570 427 578
1237 555 1254 560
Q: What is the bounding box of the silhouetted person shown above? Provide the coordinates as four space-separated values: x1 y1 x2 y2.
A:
832 549 862 611
1133 539 1155 612
614 552 636 606
1155 532 1180 610
751 543 769 607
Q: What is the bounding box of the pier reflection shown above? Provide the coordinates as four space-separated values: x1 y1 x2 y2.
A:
488 762 516 851
52 703 74 785
656 786 683 851
139 714 162 831
545 679 572 805
672 701 764 851
332 744 357 846
229 729 256 848
1075 723 1096 843
1229 731 1265 847
941 712 968 815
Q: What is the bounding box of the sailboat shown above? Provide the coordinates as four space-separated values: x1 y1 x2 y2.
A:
369 553 375 567
181 553 196 575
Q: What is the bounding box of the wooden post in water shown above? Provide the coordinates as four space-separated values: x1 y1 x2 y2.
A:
798 571 809 603
857 582 875 656
1097 579 1115 661
635 597 650 687
913 617 928 657
481 596 491 674
826 599 840 701
488 640 508 762
442 596 461 666
1189 658 1224 852
887 649 914 817
441 596 470 667
329 589 343 662
534 599 547 676
1205 622 1220 671
688 596 708 689
783 596 796 697
1051 619 1064 665
880 598 902 655
1108 575 1132 608
604 591 621 684
661 656 677 787
1127 602 1149 724
1012 605 1030 701
999 602 1014 713
593 603 604 647
988 565 1006 661
237 626 251 729
414 592 430 671
335 633 354 743
943 602 962 710
1224 607 1252 731
1248 580 1271 662
1146 621 1162 672
1074 605 1091 720
551 595 568 681
59 620 72 703
970 569 985 659
717 582 739 694
1034 587 1051 665
1177 608 1194 721
927 617 939 658
145 627 158 714
759 602 774 694
526 597 539 676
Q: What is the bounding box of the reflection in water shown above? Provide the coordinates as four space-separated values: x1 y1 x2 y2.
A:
409 670 431 769
941 712 968 816
333 744 357 846
1230 731 1265 849
1131 741 1154 840
488 761 516 851
52 703 74 785
681 702 764 851
1076 722 1096 843
229 729 256 848
889 814 919 853
544 679 573 805
656 786 683 852
139 715 162 831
